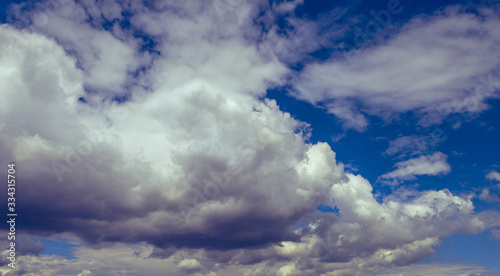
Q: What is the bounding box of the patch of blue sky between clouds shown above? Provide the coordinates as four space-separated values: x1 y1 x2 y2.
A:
39 238 82 260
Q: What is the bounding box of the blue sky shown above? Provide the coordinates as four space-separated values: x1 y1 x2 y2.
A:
313 94 500 269
1 0 500 275
269 77 500 270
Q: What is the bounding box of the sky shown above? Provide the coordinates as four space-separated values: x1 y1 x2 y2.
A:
0 0 500 275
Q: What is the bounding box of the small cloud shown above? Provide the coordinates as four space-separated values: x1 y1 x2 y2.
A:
385 135 429 158
331 133 346 143
178 259 204 272
379 152 451 184
479 188 500 203
492 229 500 239
77 270 92 276
486 171 500 181
343 163 359 173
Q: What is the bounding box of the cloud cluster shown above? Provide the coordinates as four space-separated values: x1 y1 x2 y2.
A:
487 171 500 182
292 5 500 130
1 241 494 276
7 0 148 94
0 19 335 251
480 171 500 204
1 0 500 275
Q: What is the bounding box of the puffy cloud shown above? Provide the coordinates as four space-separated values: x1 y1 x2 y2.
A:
292 6 500 130
324 175 483 263
77 270 91 276
0 20 335 252
486 171 500 181
479 188 500 203
479 173 500 203
379 152 451 183
178 259 204 273
7 0 146 93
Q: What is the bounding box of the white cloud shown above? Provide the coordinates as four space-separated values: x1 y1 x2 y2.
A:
380 152 451 183
178 259 204 272
0 242 182 276
8 0 150 94
479 188 500 203
77 270 92 276
327 174 482 255
479 173 500 203
327 100 369 132
384 133 445 159
292 6 500 130
486 171 500 181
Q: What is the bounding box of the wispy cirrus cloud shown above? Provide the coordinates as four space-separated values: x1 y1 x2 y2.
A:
384 132 446 160
380 152 451 183
487 171 500 182
292 5 500 131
